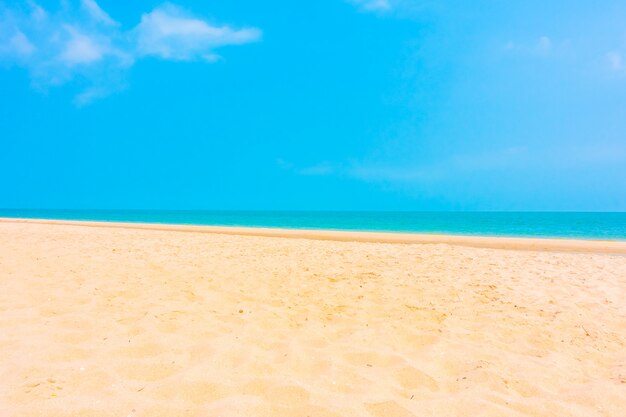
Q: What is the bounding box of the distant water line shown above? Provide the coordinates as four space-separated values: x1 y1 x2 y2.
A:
1 210 625 240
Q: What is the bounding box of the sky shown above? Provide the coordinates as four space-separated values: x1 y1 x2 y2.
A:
1 0 626 211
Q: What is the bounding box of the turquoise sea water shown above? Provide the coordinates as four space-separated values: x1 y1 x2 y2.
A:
0 210 625 240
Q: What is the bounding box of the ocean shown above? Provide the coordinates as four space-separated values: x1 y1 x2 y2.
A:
1 210 625 240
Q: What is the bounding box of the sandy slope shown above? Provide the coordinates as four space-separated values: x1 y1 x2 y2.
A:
0 220 624 416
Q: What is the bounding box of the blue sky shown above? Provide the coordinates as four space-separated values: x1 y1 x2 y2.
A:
1 0 626 210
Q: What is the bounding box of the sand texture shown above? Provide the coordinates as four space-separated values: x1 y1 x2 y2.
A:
0 220 625 416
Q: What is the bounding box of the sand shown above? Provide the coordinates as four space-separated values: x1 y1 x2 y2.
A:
0 219 624 417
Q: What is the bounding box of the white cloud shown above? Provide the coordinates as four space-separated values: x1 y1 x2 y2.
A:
0 1 261 104
347 0 426 15
9 31 36 56
81 0 118 26
135 5 261 61
60 27 105 65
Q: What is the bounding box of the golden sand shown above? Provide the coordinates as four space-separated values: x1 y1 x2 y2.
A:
0 219 625 416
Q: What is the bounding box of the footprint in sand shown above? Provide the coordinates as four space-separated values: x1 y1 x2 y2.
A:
18 378 64 401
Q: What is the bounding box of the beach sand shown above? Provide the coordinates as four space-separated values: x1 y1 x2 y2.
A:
0 220 625 416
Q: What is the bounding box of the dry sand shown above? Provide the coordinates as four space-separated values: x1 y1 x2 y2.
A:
0 219 625 416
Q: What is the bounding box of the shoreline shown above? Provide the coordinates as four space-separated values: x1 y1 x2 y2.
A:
2 217 626 254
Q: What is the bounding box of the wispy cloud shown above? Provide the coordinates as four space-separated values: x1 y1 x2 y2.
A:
357 144 626 185
349 147 529 183
81 0 118 27
60 26 108 66
135 4 261 61
284 144 626 185
347 0 429 16
278 148 530 182
6 31 35 56
0 2 131 92
0 1 261 104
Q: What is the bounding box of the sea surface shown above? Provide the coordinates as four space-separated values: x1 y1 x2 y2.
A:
1 210 625 240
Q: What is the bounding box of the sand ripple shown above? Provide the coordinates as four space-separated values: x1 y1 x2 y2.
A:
0 222 625 416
